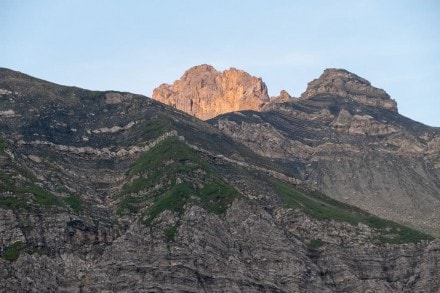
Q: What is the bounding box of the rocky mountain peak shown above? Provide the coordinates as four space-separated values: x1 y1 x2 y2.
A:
152 64 269 120
301 68 398 111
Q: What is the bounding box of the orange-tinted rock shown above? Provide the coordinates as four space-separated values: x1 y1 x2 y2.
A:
152 64 270 120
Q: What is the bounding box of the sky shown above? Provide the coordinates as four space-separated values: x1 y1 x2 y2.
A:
1 0 439 126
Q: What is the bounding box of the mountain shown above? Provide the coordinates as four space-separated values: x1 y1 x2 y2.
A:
1 67 440 292
209 67 440 236
152 64 270 120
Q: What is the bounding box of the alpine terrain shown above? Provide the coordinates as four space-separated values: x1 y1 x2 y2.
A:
0 65 439 292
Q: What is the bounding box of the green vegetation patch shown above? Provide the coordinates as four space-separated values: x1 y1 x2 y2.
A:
118 137 239 223
308 239 325 249
0 171 60 209
0 196 27 209
63 194 84 213
0 133 6 155
164 223 180 242
141 115 173 141
276 181 360 223
0 172 27 209
3 241 25 261
363 217 433 245
23 184 60 207
274 180 433 244
0 171 14 191
125 135 200 179
146 182 193 222
2 241 45 261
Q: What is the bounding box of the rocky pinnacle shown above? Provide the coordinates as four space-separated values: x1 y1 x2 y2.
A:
152 64 270 120
301 68 398 111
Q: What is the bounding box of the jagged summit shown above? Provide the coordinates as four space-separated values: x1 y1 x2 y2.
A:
152 64 270 120
153 66 399 121
301 68 398 111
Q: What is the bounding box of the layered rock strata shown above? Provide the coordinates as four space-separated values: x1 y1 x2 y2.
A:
301 68 398 111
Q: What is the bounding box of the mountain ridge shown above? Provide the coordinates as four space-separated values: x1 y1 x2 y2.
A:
152 65 400 120
1 67 440 292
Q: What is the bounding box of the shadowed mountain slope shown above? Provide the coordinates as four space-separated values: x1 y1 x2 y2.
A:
210 68 440 236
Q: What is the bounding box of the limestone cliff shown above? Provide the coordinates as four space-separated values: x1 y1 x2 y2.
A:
152 64 270 120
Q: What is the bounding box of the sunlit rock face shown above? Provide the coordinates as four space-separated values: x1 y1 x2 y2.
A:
152 64 270 120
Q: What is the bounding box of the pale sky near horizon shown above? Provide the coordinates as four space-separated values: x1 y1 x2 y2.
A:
1 0 439 126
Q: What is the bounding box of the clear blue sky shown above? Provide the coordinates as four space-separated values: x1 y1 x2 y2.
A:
1 0 439 126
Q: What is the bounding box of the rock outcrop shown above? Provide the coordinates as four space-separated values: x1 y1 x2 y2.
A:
301 68 398 111
152 64 270 120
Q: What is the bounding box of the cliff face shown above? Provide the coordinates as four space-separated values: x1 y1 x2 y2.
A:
1 67 440 292
152 64 270 120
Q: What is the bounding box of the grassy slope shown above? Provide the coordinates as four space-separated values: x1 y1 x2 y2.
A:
273 180 433 244
118 136 239 224
0 170 60 209
117 123 432 244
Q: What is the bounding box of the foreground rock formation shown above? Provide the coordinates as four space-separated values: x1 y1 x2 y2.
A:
1 67 440 292
152 64 270 120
